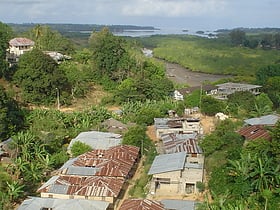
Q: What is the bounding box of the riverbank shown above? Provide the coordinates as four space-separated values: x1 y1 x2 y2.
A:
163 60 232 86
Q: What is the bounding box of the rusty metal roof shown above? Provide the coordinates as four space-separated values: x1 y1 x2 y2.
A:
161 133 202 154
237 125 271 141
119 199 164 210
38 176 124 198
61 145 139 178
9 37 34 46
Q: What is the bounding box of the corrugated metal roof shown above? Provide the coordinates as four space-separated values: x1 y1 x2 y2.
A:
161 133 202 154
9 37 34 46
161 199 196 210
217 82 262 90
17 197 109 210
49 184 69 194
237 125 271 140
68 131 122 151
37 175 59 192
39 176 125 198
119 199 164 210
244 114 279 126
148 152 186 175
66 166 99 176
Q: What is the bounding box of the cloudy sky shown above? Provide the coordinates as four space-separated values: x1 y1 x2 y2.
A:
0 0 279 30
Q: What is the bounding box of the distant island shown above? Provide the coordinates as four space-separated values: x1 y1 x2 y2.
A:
8 23 159 35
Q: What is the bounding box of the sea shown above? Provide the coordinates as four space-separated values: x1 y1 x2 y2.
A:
80 27 217 38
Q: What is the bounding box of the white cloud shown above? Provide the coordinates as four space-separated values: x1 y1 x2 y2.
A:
121 0 227 17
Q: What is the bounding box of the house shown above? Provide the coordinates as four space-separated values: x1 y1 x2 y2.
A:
44 51 71 63
244 114 280 126
238 125 271 141
101 118 129 134
173 85 217 101
119 199 164 210
161 133 204 164
17 197 110 210
67 131 122 154
59 145 140 178
37 176 125 208
154 118 202 138
161 199 196 210
7 37 34 64
212 82 262 99
148 152 203 196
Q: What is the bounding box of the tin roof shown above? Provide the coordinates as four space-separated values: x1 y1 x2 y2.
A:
9 37 34 46
161 133 202 154
244 114 279 126
59 145 139 178
17 197 110 210
148 152 186 175
38 176 125 198
216 82 262 90
119 199 164 210
161 199 196 210
237 125 271 141
68 131 122 151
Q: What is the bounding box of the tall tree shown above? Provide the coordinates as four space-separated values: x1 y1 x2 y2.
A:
13 49 70 105
89 27 129 80
0 85 24 141
0 22 12 78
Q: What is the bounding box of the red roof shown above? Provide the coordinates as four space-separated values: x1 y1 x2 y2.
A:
9 37 34 46
120 199 164 210
238 125 271 141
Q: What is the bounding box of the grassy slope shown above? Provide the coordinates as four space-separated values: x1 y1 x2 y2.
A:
147 35 280 77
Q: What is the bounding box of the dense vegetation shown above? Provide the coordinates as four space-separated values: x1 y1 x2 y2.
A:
1 22 280 209
137 32 280 78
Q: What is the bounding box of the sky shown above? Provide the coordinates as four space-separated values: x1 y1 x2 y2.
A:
0 0 279 30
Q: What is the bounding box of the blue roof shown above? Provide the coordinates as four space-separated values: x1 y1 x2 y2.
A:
148 152 186 175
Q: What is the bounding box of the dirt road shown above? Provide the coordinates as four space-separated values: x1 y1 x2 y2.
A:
164 61 232 87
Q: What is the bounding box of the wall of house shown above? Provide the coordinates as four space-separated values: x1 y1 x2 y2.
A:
9 45 33 56
40 192 114 203
187 154 204 165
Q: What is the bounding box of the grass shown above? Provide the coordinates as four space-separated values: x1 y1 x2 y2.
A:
141 35 280 77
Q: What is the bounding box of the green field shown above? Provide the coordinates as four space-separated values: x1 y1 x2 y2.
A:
140 35 280 76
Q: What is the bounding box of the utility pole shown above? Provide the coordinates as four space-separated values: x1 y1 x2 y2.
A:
56 88 60 110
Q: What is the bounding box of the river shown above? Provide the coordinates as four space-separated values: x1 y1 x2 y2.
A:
163 60 232 87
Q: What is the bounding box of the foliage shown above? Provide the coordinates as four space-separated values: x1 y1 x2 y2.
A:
184 89 202 108
264 76 280 108
71 141 92 157
59 61 92 98
89 27 130 82
25 24 74 54
200 95 226 116
226 91 256 116
229 29 246 46
148 35 280 76
13 49 71 105
0 22 13 79
255 64 280 86
0 85 24 141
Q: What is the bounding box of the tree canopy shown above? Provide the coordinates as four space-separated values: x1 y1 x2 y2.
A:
0 85 24 141
13 49 70 104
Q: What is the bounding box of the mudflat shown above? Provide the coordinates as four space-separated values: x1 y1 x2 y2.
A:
164 61 232 86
